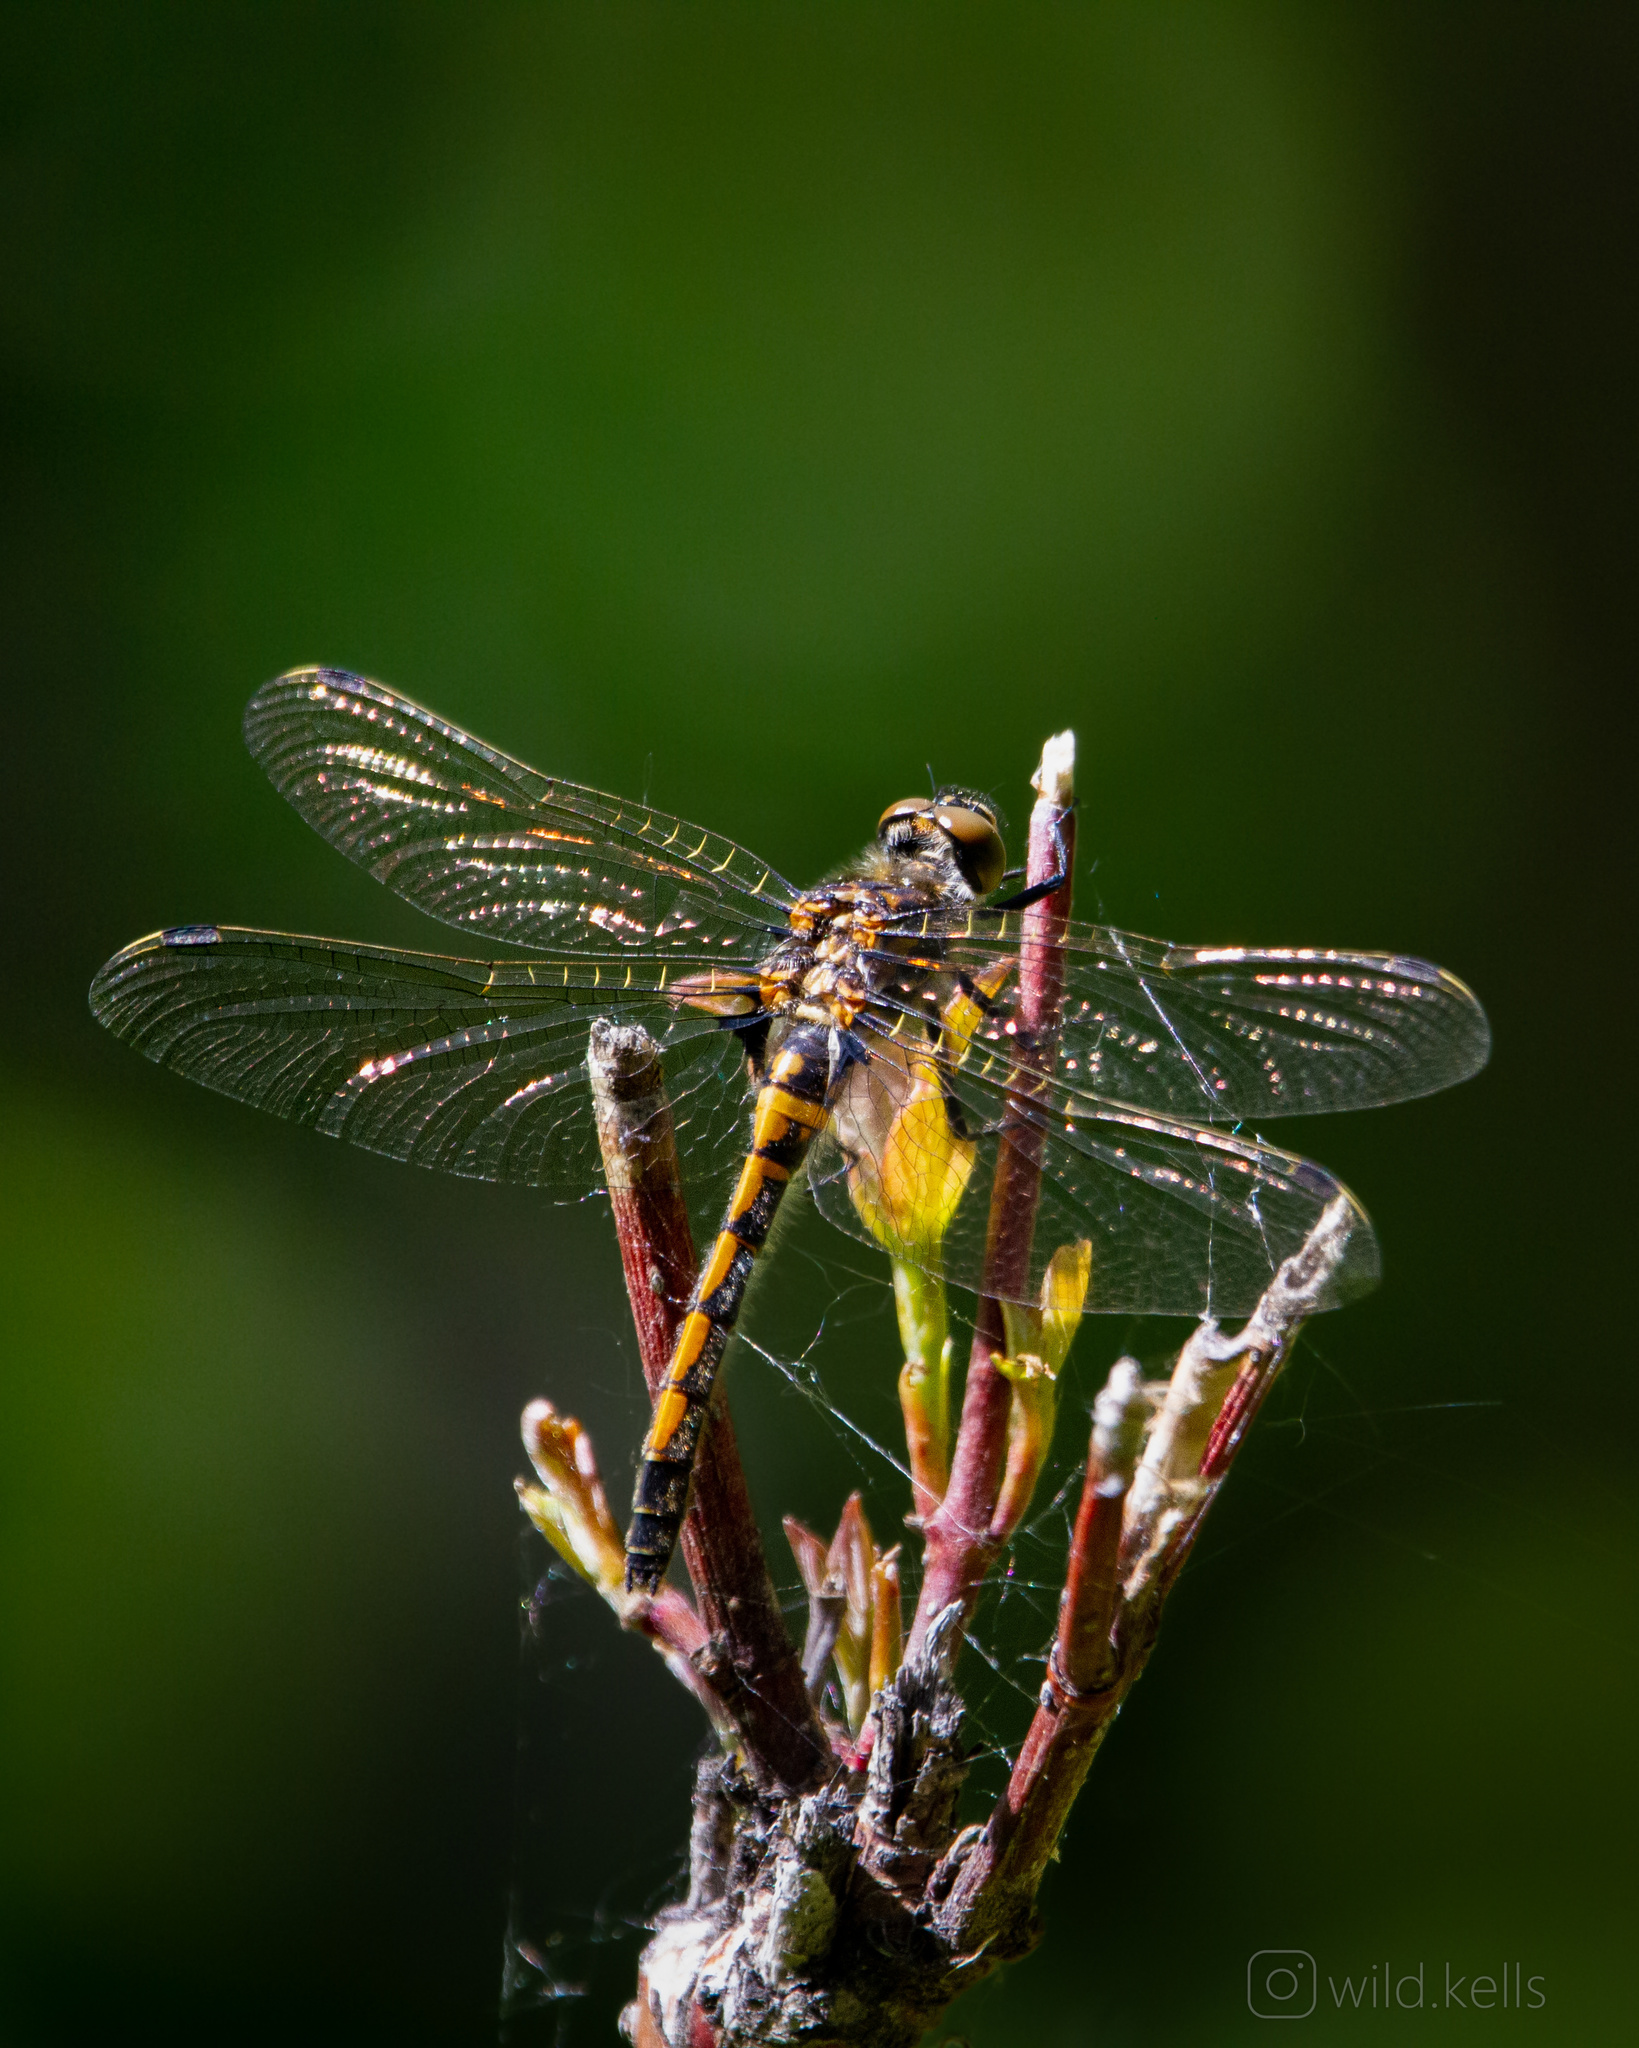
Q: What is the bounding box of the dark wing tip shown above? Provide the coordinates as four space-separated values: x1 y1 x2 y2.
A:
88 929 158 1032
89 925 225 1030
242 665 375 762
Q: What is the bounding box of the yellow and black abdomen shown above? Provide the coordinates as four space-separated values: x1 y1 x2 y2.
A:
623 1026 832 1593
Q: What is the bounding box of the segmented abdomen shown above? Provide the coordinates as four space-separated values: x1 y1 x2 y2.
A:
623 1029 831 1592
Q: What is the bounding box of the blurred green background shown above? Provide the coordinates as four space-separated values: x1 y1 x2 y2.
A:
2 4 1633 2042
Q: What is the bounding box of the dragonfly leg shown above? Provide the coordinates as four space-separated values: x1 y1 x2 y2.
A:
990 807 1074 911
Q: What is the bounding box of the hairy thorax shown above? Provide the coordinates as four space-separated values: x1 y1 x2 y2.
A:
759 879 943 1032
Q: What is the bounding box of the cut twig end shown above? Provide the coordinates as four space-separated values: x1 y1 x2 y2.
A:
1090 1358 1150 1486
1031 729 1077 807
1261 1192 1358 1326
586 1013 665 1089
921 1601 968 1682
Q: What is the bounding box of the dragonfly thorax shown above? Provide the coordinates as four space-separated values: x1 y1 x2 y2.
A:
761 879 942 1031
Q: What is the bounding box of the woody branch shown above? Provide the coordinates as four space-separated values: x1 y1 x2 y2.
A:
587 1020 827 1791
935 1194 1357 1944
909 734 1077 1655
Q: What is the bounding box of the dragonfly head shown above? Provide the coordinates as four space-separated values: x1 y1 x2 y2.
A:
877 790 1006 899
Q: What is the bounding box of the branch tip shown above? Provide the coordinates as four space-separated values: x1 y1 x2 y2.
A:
911 731 1078 1654
1090 1358 1149 1481
1031 729 1077 806
1264 1192 1357 1322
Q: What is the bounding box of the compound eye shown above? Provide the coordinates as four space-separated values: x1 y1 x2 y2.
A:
931 805 1007 895
877 796 932 840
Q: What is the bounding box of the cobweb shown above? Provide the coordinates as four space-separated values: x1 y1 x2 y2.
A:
501 1540 688 2046
498 1176 1491 2048
497 865 1490 2039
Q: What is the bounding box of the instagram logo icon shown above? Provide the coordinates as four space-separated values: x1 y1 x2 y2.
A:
1248 1950 1317 2019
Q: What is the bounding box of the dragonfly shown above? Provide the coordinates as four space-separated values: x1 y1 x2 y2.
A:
90 669 1489 1590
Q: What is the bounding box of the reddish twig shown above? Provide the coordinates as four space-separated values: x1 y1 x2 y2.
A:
582 715 1404 2040
933 1359 1148 1938
588 1019 828 1790
516 1396 735 1734
1054 1360 1147 1694
936 1199 1357 1947
1123 1194 1356 1622
910 736 1076 1653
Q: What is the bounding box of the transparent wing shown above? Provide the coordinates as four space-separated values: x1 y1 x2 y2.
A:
809 1032 1379 1318
243 668 797 956
89 925 755 1200
881 910 1490 1122
808 899 1487 1314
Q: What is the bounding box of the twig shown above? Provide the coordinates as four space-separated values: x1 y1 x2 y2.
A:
785 1515 847 1701
1120 1193 1356 1616
588 1020 827 1790
1055 1360 1149 1693
932 1361 1146 1940
516 1399 733 1734
579 720 1404 2041
936 1199 1355 1947
892 1262 952 1522
910 734 1077 1653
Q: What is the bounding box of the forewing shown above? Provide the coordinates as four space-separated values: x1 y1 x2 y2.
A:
243 668 796 955
916 913 1489 1122
89 926 753 1199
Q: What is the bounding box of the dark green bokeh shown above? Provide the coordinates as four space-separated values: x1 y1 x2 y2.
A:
2 6 1632 2042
